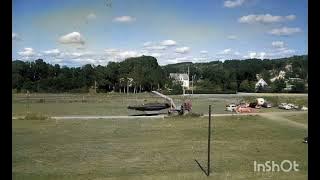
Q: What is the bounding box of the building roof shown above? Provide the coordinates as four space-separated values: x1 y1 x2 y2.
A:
255 78 268 87
169 73 189 81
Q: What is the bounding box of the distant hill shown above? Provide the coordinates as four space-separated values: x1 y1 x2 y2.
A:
162 55 308 93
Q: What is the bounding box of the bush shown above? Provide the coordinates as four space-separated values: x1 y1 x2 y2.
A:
239 80 255 92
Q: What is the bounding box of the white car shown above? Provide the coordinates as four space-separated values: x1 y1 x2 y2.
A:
226 104 237 112
279 103 292 110
287 103 299 109
301 106 308 111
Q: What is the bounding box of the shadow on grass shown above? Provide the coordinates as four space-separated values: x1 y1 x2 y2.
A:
194 159 208 176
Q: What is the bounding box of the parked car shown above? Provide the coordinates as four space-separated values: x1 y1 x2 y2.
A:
226 104 237 112
301 106 308 111
249 102 261 109
279 103 292 110
287 103 299 109
262 102 272 108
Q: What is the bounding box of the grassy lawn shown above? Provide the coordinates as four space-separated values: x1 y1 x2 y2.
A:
13 115 308 179
12 93 307 116
279 113 308 125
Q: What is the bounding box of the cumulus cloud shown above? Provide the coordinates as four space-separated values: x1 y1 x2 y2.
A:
218 48 240 55
239 14 296 24
142 40 177 51
200 50 208 54
268 27 301 36
175 47 190 54
87 13 97 20
12 32 21 40
145 52 162 58
113 16 136 23
44 49 61 56
224 0 245 8
219 48 232 54
143 41 152 47
18 48 36 56
243 51 266 59
118 51 140 59
216 49 241 60
160 40 177 46
272 41 285 48
145 45 167 50
227 35 238 40
58 32 85 45
167 56 191 64
103 48 143 61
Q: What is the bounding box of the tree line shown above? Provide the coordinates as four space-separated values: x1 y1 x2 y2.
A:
12 55 308 93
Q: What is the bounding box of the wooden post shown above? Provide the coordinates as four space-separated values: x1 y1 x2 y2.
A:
207 105 212 176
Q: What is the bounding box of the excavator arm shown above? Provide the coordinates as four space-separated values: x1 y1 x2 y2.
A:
151 91 177 109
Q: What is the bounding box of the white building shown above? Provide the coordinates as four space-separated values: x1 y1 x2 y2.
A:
255 78 268 89
270 70 286 82
169 73 190 89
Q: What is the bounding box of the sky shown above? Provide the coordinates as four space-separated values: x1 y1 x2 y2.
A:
12 0 308 67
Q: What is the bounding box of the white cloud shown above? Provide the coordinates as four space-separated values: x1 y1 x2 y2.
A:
145 45 167 50
143 41 152 47
167 56 191 63
269 27 301 36
227 35 238 40
244 51 266 59
219 48 232 54
44 49 61 56
272 41 285 48
58 32 85 44
193 57 209 62
200 50 208 54
12 32 21 40
113 16 136 23
239 14 296 24
160 40 177 46
104 48 119 55
224 0 245 8
175 46 190 54
18 48 36 56
87 13 97 20
217 49 241 59
103 48 143 61
118 51 140 59
144 52 162 58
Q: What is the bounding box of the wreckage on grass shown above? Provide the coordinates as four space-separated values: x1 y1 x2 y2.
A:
127 91 192 116
128 103 171 111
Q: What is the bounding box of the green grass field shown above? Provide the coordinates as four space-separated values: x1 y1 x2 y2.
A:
13 114 308 179
12 93 308 116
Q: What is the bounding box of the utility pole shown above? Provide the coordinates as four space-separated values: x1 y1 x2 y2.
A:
95 80 97 93
207 105 212 176
192 75 194 95
188 66 190 92
127 80 129 95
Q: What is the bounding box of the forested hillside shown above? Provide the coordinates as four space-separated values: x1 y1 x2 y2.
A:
12 55 308 93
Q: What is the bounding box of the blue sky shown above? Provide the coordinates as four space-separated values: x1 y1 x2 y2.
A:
12 0 308 66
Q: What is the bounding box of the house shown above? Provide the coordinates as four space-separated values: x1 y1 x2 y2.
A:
255 78 268 89
169 73 189 89
270 70 286 82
